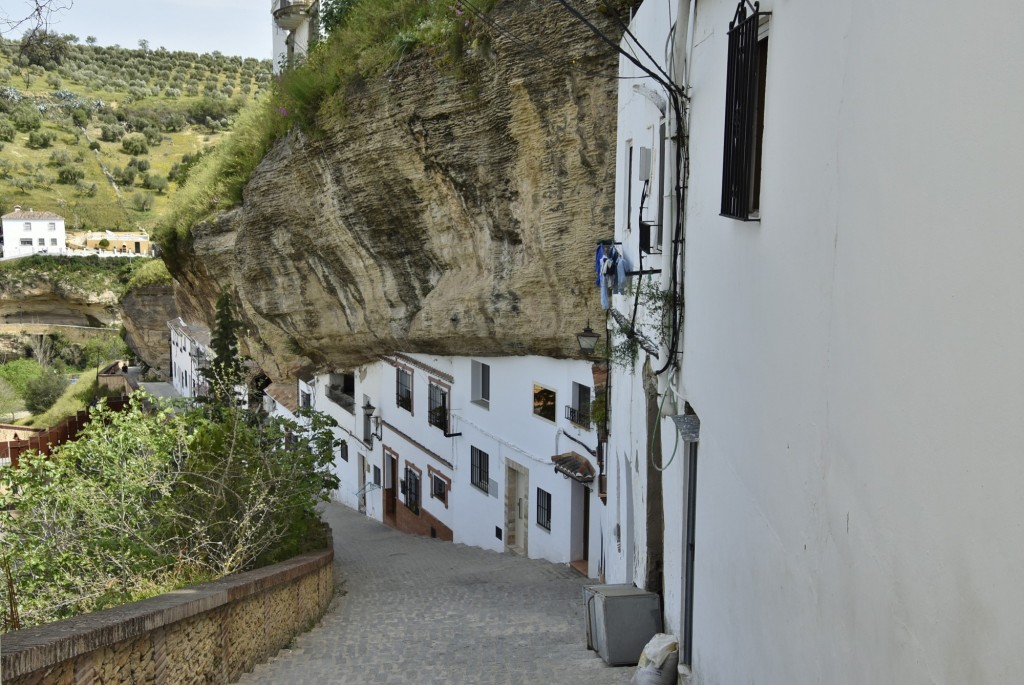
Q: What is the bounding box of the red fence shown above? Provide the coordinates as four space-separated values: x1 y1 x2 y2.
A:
0 396 130 469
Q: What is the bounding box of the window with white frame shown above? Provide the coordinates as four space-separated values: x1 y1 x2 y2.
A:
50 238 57 246
37 238 44 246
20 238 31 246
471 360 490 408
23 223 30 231
47 222 55 231
536 488 552 531
533 384 556 422
470 446 489 494
566 382 592 428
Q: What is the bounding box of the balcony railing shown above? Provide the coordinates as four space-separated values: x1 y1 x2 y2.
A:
565 404 592 429
428 405 448 432
326 386 355 414
273 0 312 30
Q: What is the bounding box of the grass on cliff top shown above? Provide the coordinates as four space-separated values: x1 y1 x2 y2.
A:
124 257 171 292
0 254 151 298
156 0 496 243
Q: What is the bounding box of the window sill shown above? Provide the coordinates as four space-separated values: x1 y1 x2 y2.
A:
470 399 490 410
471 482 489 496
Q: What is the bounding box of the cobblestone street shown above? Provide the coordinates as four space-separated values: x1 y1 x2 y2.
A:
237 503 632 685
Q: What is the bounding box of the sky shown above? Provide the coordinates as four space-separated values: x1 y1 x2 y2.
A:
3 0 271 60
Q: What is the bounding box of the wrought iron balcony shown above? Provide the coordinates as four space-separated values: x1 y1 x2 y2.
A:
428 405 448 432
565 404 592 429
273 0 312 31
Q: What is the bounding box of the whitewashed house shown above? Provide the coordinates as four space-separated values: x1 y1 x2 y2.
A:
301 354 601 568
167 318 212 399
271 0 319 72
0 207 67 260
606 0 1024 681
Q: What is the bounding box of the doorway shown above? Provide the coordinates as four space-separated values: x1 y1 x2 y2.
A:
358 454 367 514
384 451 398 526
505 461 529 555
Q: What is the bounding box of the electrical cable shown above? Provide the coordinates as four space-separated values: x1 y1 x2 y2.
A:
457 0 651 82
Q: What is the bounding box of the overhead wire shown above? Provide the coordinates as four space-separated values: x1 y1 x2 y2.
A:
457 0 651 81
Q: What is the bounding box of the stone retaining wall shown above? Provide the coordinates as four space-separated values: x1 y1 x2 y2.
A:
1 547 333 685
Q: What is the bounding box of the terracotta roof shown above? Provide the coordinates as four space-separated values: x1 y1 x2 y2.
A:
265 382 299 413
1 208 64 220
551 452 596 483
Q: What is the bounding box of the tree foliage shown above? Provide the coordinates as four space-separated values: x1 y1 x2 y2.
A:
0 396 339 631
202 290 242 403
22 367 67 413
18 29 70 67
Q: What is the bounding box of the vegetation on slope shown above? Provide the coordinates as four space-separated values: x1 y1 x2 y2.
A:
157 0 497 242
0 254 152 297
0 36 271 230
0 397 339 631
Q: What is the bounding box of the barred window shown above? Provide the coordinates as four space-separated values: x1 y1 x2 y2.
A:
470 446 489 494
396 368 412 411
721 0 769 220
428 382 448 432
536 488 552 531
405 466 420 513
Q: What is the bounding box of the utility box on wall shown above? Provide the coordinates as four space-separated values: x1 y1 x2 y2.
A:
583 584 663 666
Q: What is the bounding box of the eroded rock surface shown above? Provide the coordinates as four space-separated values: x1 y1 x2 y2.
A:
169 0 618 381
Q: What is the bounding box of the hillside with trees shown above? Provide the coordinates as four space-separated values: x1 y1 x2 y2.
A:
0 32 271 230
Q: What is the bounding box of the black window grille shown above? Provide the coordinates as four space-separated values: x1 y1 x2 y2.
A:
537 488 552 531
405 467 420 513
471 446 489 493
428 383 448 432
396 368 412 411
721 0 768 220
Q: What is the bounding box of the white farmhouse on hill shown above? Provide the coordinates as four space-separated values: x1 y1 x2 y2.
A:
0 206 66 260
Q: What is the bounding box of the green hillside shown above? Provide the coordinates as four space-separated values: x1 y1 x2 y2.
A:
0 35 272 231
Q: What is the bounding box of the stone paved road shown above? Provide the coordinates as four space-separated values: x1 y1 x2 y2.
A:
238 503 633 685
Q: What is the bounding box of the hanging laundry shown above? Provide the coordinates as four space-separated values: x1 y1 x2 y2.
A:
613 250 630 295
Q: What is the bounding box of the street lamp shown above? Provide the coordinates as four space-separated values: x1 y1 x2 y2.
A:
576 322 601 355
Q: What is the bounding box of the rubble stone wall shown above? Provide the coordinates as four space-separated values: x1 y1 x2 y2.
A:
1 548 333 685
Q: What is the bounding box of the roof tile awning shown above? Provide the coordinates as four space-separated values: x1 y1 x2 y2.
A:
552 452 596 483
669 414 700 442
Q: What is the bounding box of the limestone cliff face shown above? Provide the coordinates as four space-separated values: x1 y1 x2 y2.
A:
170 0 618 380
120 283 179 375
0 281 119 328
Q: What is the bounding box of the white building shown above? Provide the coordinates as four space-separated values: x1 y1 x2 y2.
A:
271 0 319 72
168 318 212 399
298 354 602 569
606 0 1024 682
0 207 67 260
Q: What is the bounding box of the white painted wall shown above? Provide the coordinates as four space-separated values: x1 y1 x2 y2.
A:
1 214 67 260
603 0 684 602
311 353 601 566
167 322 207 399
674 0 1024 682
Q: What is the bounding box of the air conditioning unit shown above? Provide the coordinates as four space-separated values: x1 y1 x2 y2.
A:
583 584 663 666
